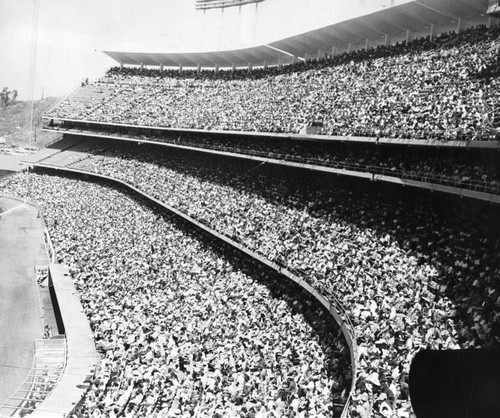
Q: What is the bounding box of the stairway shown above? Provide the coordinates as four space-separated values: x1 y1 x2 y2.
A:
0 338 66 417
21 136 83 166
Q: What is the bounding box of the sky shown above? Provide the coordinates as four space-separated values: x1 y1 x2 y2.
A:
0 0 400 100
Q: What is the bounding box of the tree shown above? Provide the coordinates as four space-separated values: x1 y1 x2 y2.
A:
0 87 18 108
0 87 8 107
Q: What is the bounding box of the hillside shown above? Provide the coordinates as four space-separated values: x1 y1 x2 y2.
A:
0 98 62 148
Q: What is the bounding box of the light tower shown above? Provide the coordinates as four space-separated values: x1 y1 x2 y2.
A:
29 0 40 144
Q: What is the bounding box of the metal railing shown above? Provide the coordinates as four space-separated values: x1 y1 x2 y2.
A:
42 120 500 148
31 162 359 418
0 339 67 417
148 139 500 195
43 228 56 264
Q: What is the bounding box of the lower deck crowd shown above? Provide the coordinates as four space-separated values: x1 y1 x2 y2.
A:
27 140 500 417
1 173 350 418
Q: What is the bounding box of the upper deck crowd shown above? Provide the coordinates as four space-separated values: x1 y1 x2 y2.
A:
48 23 500 141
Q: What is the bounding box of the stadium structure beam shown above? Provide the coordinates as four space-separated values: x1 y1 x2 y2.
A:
196 54 220 67
205 51 229 66
368 13 414 36
333 21 369 42
388 8 432 32
446 0 487 16
248 49 279 63
231 50 265 66
311 27 353 48
103 0 491 71
414 1 458 20
406 29 412 45
338 21 380 42
190 53 218 67
330 36 351 50
279 39 314 57
362 19 393 38
275 33 349 56
169 54 198 68
264 44 295 60
298 32 340 52
429 23 435 40
142 53 162 67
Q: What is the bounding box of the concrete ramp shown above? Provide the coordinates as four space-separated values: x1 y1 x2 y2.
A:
0 155 25 172
29 264 98 418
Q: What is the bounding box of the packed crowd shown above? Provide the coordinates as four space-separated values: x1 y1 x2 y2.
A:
1 173 351 418
36 141 500 417
148 132 500 193
44 128 500 194
156 133 500 192
47 23 500 141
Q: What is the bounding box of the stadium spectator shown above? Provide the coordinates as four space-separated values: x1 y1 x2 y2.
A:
48 23 500 141
35 142 500 417
1 172 351 418
21 19 500 418
43 131 500 194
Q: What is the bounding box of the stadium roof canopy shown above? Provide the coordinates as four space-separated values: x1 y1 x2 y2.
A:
104 0 493 69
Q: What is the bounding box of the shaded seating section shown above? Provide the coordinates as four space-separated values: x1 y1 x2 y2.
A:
38 130 500 196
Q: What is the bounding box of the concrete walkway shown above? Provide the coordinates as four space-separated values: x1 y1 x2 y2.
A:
0 156 25 172
0 196 45 411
